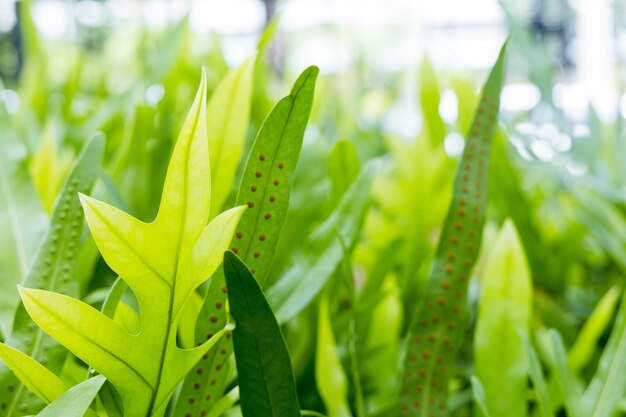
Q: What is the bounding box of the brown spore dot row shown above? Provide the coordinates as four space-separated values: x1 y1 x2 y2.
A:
185 339 232 413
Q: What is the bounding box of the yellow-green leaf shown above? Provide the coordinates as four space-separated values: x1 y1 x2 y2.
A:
208 58 255 215
316 297 351 417
0 343 68 405
19 71 243 417
474 220 532 417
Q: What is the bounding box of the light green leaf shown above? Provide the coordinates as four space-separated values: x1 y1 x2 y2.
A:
547 329 582 417
178 291 203 349
0 343 69 405
95 277 126 417
519 331 554 417
224 251 301 417
474 220 531 417
36 376 105 417
19 71 244 417
400 38 509 417
470 376 491 417
316 297 352 417
208 58 255 215
0 141 47 340
175 66 318 417
328 139 360 206
0 134 104 416
580 288 626 417
419 58 446 146
28 121 74 214
568 286 620 374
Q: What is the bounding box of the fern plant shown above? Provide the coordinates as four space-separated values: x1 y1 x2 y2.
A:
400 40 509 416
1 71 245 417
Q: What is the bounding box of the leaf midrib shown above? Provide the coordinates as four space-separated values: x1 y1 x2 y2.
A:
239 69 314 273
240 272 280 417
27 295 152 389
147 99 199 415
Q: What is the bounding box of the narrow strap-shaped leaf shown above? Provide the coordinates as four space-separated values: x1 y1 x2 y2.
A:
208 58 255 215
36 376 105 417
470 376 491 417
519 331 554 417
316 297 351 417
580 288 626 417
224 251 300 417
568 286 620 374
419 58 446 147
327 139 360 206
547 330 582 417
28 122 74 214
0 343 68 405
233 65 319 285
474 220 531 417
0 135 103 417
174 66 318 417
400 39 509 416
0 156 45 340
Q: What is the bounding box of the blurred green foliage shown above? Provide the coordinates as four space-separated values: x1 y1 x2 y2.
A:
1 1 626 416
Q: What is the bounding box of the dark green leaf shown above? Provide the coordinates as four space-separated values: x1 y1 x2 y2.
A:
224 251 300 417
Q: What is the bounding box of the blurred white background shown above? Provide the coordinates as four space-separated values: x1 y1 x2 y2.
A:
0 0 623 124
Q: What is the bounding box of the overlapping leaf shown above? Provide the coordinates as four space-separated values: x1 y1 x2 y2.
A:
0 135 103 416
223 251 301 417
174 66 318 416
474 220 531 417
35 376 105 417
316 296 351 417
580 288 626 417
208 58 255 215
18 72 245 417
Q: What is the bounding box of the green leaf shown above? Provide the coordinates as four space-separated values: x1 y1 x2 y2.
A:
18 72 245 417
419 58 446 146
208 58 255 215
231 65 319 285
316 296 352 417
547 329 582 417
400 39 509 417
0 143 47 340
470 376 491 417
519 331 554 417
223 251 300 417
36 376 105 417
474 220 531 417
568 286 620 374
174 66 318 417
95 277 127 417
268 160 378 323
0 343 69 405
327 139 360 206
0 134 104 416
580 288 626 417
28 121 74 214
